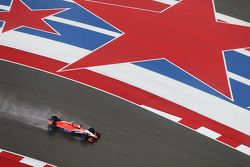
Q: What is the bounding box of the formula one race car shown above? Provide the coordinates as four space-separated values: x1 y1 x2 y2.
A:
47 116 101 143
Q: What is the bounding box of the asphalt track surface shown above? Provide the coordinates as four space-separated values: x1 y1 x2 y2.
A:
0 0 250 167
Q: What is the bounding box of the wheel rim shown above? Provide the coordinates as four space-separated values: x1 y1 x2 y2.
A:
81 135 87 141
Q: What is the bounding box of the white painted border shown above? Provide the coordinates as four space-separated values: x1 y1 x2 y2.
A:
141 105 250 156
88 63 250 135
227 72 250 86
63 0 76 3
84 0 179 13
0 0 249 157
0 59 249 156
20 157 47 167
235 49 250 57
153 0 179 6
0 5 10 11
236 145 250 156
58 0 125 71
196 127 221 139
0 148 55 166
0 0 70 35
0 31 91 63
46 15 121 37
141 105 182 122
215 12 250 27
0 0 123 65
83 0 250 29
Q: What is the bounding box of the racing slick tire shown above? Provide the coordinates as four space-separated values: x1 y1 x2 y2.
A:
51 116 60 124
88 128 95 134
80 134 88 142
48 124 56 134
96 132 101 138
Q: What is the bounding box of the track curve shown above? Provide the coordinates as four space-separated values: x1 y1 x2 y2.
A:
0 61 250 167
0 0 250 166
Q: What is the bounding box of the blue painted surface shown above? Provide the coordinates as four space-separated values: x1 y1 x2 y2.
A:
230 78 250 110
225 50 250 110
134 58 250 110
0 0 11 6
1 0 249 111
0 0 122 50
224 50 250 80
133 59 230 101
22 0 121 33
17 20 115 50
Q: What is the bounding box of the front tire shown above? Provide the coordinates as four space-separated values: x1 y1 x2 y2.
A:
80 134 88 142
96 132 101 138
48 124 56 134
88 128 95 134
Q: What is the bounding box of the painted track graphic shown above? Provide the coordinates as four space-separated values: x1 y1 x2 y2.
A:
0 149 54 167
0 0 250 166
0 61 250 167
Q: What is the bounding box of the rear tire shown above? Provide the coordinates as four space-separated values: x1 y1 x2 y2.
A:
81 134 88 142
48 124 56 134
51 116 60 124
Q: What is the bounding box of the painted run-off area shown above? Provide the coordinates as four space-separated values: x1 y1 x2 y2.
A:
0 0 249 156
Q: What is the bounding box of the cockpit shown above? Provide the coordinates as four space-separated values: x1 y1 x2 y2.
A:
73 124 81 129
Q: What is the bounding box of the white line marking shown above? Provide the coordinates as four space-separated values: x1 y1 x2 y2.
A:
20 157 47 167
236 145 250 156
196 127 221 139
85 0 250 21
63 0 76 3
0 31 91 63
1 59 249 156
234 49 250 58
89 63 250 135
215 12 250 27
153 0 179 6
0 148 55 166
7 0 69 36
46 15 121 38
0 0 249 157
85 0 164 13
141 105 182 122
227 72 250 86
222 51 234 101
0 5 10 11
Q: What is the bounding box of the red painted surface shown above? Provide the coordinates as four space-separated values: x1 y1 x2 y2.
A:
179 119 201 130
0 157 31 167
0 151 23 161
217 136 241 148
70 0 250 98
84 0 170 11
0 47 249 147
0 0 249 156
0 0 65 33
0 150 54 167
0 46 66 72
44 164 54 167
61 69 250 147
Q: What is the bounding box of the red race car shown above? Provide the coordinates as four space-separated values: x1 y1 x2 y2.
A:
48 116 101 143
